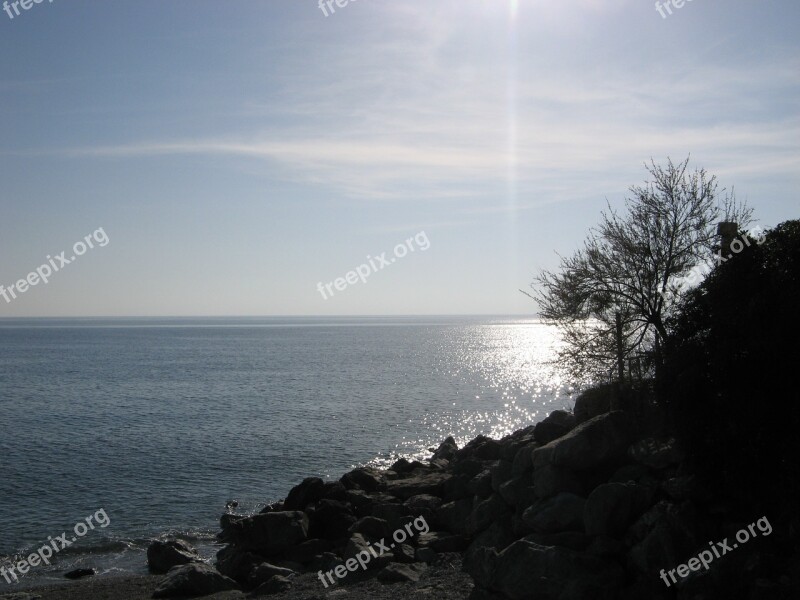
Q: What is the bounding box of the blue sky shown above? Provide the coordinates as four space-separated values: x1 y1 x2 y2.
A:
0 0 798 316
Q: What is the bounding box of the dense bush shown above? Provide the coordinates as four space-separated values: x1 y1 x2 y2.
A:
663 220 800 515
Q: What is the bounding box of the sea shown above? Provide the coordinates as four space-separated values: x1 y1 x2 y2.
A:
0 316 574 588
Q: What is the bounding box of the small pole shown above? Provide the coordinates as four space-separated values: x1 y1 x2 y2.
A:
615 312 624 383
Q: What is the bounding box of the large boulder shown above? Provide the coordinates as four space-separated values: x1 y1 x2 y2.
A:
533 410 577 445
220 511 309 554
283 477 325 510
385 471 452 500
522 492 586 534
471 494 510 534
152 563 239 598
308 499 356 540
437 498 475 535
340 467 385 492
583 482 651 537
147 540 202 574
432 436 458 461
465 540 624 600
532 411 634 471
532 464 582 499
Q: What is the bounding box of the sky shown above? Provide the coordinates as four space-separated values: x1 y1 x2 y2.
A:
0 0 798 317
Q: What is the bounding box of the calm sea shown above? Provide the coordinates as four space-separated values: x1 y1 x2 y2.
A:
0 316 572 587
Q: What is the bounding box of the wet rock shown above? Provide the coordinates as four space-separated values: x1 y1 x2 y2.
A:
64 568 95 580
147 540 202 574
282 477 325 511
221 511 309 555
340 467 386 492
432 436 458 461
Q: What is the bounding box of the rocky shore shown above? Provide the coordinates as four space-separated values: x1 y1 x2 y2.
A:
7 390 800 600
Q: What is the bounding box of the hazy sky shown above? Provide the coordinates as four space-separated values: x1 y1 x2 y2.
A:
1 0 798 316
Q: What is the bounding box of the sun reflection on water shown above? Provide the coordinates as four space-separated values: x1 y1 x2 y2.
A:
371 319 574 467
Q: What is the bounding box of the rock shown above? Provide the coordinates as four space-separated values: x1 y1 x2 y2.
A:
586 535 625 558
417 531 470 552
532 464 583 499
319 481 348 502
609 464 650 483
511 442 535 477
415 547 437 563
490 461 514 493
584 482 650 537
340 467 385 492
378 562 427 583
221 511 309 554
497 475 532 507
390 458 414 474
467 514 516 555
342 533 392 571
452 457 486 478
626 501 698 575
532 411 634 471
282 477 325 510
348 516 391 542
284 538 333 563
309 499 356 540
432 436 458 461
248 562 296 587
456 435 502 461
405 494 443 511
371 503 412 530
522 492 586 533
307 552 342 574
393 543 416 563
251 574 293 596
628 437 686 469
466 540 624 600
437 498 474 535
147 540 202 574
523 531 590 551
385 471 452 500
533 410 577 445
471 494 509 534
468 468 495 499
215 546 264 583
152 563 238 598
64 568 95 579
